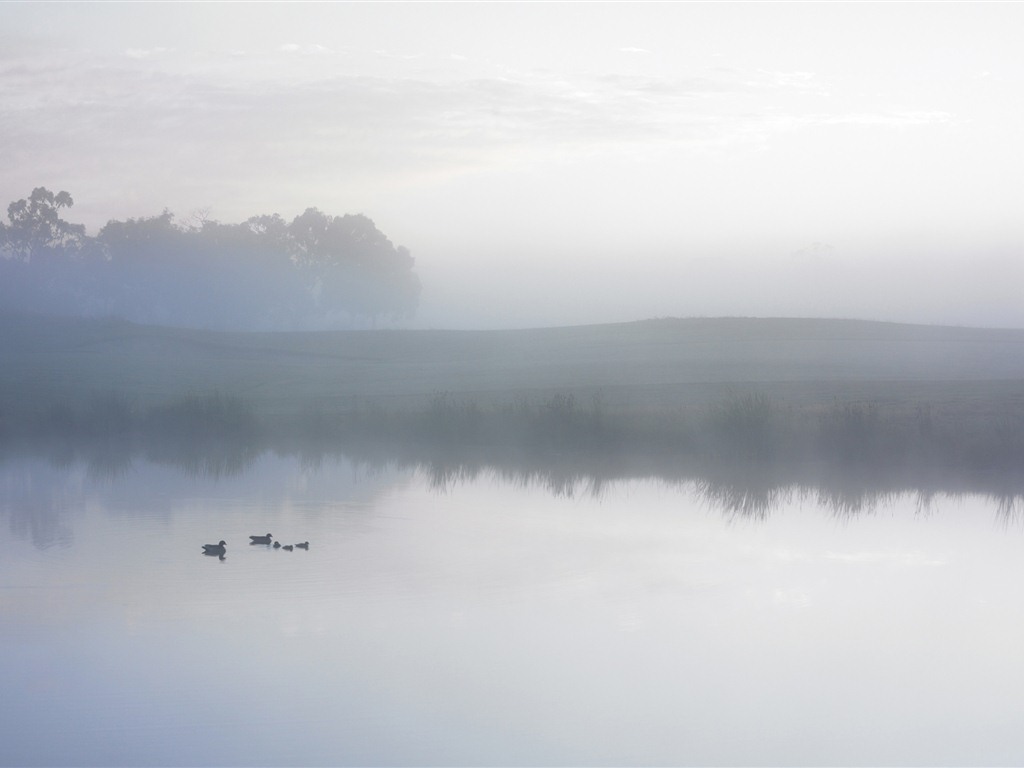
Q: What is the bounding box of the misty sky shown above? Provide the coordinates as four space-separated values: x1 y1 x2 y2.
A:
3 2 1023 329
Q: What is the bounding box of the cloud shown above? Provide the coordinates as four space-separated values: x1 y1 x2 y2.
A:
0 46 947 171
791 241 835 263
279 43 331 55
786 110 954 129
773 588 811 608
825 551 946 567
123 47 173 59
755 69 821 91
372 48 421 62
0 45 962 230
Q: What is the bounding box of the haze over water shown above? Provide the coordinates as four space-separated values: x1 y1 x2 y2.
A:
3 453 1024 766
4 4 1024 765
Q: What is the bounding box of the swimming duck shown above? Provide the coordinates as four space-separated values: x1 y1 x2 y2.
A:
273 541 282 549
295 541 309 550
202 541 227 556
249 533 273 545
282 544 294 551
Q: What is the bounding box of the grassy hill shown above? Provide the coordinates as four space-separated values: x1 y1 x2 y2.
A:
4 313 1024 422
6 312 1024 506
5 312 1024 496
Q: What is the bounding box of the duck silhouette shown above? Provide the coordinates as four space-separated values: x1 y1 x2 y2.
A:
202 541 227 556
282 544 294 551
273 541 282 549
249 533 273 545
296 541 309 550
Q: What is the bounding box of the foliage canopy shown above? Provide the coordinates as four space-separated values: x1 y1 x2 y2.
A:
0 188 420 328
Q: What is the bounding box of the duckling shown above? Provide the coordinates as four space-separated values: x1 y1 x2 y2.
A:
273 541 282 549
295 541 309 550
249 533 273 545
282 544 294 551
202 541 227 556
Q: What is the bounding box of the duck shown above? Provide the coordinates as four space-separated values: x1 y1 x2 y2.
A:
273 541 282 549
202 540 227 556
282 544 294 551
295 541 309 550
249 533 273 545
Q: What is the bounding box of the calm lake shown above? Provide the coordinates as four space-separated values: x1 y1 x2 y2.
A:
3 451 1024 766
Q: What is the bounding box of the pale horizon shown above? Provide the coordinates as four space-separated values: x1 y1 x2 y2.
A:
3 2 1022 330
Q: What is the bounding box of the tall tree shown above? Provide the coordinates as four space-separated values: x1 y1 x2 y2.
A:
1 189 420 328
286 208 420 321
0 187 86 262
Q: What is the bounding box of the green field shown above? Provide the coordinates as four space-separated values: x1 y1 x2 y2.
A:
3 312 1024 498
4 313 1024 417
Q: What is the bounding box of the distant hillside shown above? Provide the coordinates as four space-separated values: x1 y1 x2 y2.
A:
3 313 1024 418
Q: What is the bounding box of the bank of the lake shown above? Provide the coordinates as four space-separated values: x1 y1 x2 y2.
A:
2 313 1024 493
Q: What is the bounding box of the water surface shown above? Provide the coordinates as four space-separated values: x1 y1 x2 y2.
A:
2 453 1024 766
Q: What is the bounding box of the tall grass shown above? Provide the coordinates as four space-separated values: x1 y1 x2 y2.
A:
3 386 1024 502
707 393 777 460
144 391 259 443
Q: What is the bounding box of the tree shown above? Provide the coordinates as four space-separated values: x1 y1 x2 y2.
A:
286 208 420 321
97 210 181 264
1 189 420 328
0 187 87 262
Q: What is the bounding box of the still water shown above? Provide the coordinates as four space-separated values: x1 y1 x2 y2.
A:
2 452 1024 766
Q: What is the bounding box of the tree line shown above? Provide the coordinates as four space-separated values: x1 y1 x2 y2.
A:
0 187 420 329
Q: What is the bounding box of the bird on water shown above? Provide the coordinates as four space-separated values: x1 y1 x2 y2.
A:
202 541 227 556
249 533 273 545
296 541 309 550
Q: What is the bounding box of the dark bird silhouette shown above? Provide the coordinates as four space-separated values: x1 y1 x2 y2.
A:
273 541 282 549
249 533 273 545
296 541 309 550
282 544 294 551
202 541 227 556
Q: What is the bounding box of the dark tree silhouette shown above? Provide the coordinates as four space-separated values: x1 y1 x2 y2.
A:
0 189 420 328
0 187 87 262
286 208 420 322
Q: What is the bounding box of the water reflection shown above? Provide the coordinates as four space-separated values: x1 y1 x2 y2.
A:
6 494 73 550
4 438 1024 552
411 451 1024 523
0 460 75 549
4 447 1024 765
143 437 263 479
